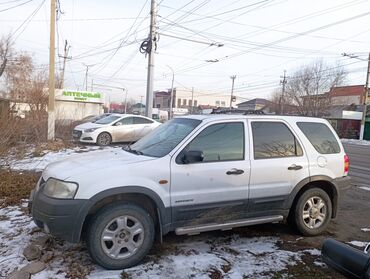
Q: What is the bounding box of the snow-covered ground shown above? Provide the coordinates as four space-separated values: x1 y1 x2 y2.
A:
341 138 370 146
1 145 121 171
0 204 324 279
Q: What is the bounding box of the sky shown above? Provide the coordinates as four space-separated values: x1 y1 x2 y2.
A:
1 0 370 104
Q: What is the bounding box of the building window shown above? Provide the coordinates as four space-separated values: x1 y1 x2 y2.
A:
189 100 192 107
216 101 220 106
221 101 226 107
183 99 187 106
177 98 181 108
194 100 198 107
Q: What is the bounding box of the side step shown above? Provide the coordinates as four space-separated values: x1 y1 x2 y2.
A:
175 215 284 235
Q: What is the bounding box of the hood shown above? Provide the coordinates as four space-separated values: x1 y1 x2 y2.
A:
74 122 107 131
43 148 154 180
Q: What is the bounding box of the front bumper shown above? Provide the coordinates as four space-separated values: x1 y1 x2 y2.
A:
30 188 90 243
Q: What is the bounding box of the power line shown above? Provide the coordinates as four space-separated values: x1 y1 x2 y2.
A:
0 0 33 13
9 0 45 43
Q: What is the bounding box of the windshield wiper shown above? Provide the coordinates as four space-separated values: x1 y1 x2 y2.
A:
123 145 144 155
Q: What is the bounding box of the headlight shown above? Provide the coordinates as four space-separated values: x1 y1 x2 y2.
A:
43 178 78 199
84 128 98 133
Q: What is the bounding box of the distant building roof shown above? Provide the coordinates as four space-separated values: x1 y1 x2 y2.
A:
329 85 364 97
237 98 272 106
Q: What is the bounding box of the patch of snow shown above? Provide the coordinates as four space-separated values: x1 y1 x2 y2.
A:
1 145 120 171
0 206 314 279
348 241 368 247
341 138 370 146
314 261 326 267
361 228 370 232
359 186 370 191
303 249 321 256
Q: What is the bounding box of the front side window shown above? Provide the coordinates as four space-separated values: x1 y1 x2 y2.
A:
181 122 244 163
252 121 303 159
95 115 121 124
297 122 340 154
117 117 134 125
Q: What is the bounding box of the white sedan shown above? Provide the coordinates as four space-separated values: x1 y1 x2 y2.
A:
72 114 161 146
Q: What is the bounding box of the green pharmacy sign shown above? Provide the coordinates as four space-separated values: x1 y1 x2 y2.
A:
62 90 101 102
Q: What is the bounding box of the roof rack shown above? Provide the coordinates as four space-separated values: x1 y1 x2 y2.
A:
210 108 265 115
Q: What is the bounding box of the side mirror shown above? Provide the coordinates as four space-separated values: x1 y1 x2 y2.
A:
182 150 204 164
114 122 123 126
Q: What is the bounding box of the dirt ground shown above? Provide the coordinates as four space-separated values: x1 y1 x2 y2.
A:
156 184 370 278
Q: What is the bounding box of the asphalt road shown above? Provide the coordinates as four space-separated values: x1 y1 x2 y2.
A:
343 142 370 187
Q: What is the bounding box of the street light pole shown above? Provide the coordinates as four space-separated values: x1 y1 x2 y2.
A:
167 65 174 119
360 52 370 140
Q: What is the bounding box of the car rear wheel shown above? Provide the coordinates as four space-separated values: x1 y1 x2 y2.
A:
97 132 112 146
86 203 155 269
294 188 332 236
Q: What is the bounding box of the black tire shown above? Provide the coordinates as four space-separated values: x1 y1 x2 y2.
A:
86 203 155 269
96 132 112 146
294 188 332 236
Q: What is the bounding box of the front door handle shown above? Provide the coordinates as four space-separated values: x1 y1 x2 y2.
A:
288 164 303 170
226 168 244 175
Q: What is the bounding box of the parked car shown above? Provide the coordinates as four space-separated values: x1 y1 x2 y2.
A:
72 114 161 146
322 238 370 278
30 115 350 269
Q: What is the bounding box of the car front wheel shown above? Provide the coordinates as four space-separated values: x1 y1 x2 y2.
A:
96 132 112 146
86 203 155 269
294 188 332 236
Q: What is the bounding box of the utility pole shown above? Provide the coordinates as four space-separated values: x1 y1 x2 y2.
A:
145 0 157 118
91 79 94 91
280 70 287 114
123 88 128 114
191 87 194 114
59 39 71 89
360 52 370 140
167 65 174 119
230 75 236 109
47 0 56 140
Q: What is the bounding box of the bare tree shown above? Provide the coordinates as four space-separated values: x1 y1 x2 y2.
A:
284 60 347 116
0 35 12 78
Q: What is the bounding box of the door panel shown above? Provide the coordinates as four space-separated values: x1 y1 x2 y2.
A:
170 121 250 226
248 120 310 212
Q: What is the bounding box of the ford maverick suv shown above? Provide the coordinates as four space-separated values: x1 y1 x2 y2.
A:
29 115 351 269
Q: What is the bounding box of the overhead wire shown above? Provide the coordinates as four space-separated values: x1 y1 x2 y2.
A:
8 0 45 43
0 0 33 13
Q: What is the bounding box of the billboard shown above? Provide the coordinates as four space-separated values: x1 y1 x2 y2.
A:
55 89 104 103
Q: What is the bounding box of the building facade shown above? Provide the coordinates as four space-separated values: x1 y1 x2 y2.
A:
154 88 235 111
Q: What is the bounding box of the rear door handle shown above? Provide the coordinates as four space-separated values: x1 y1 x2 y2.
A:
288 164 303 170
226 168 244 175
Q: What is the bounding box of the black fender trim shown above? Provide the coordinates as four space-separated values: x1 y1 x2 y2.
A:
285 175 351 218
74 186 171 242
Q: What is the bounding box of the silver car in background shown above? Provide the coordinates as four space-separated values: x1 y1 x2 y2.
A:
73 114 161 146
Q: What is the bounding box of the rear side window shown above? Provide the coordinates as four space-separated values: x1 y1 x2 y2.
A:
251 122 303 159
297 122 340 154
133 117 153 124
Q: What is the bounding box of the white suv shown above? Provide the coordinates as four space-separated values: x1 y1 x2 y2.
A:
29 115 351 269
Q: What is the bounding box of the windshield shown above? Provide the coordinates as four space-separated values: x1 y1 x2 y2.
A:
95 115 120 124
130 118 201 157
